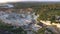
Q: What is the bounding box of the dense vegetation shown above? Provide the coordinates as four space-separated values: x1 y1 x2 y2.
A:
33 4 60 23
36 26 58 34
0 20 27 34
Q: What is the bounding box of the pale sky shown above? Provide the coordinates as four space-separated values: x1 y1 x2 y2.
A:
0 0 60 3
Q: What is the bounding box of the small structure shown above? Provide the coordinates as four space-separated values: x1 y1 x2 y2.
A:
55 16 60 23
0 4 14 11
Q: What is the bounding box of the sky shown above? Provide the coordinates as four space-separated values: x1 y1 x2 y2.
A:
0 0 60 3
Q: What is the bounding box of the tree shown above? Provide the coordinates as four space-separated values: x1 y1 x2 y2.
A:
36 27 46 34
49 15 56 24
0 20 27 34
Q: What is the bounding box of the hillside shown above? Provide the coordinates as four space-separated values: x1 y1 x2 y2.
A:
1 2 60 23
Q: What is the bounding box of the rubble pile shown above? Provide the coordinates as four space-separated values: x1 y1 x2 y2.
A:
0 11 32 26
